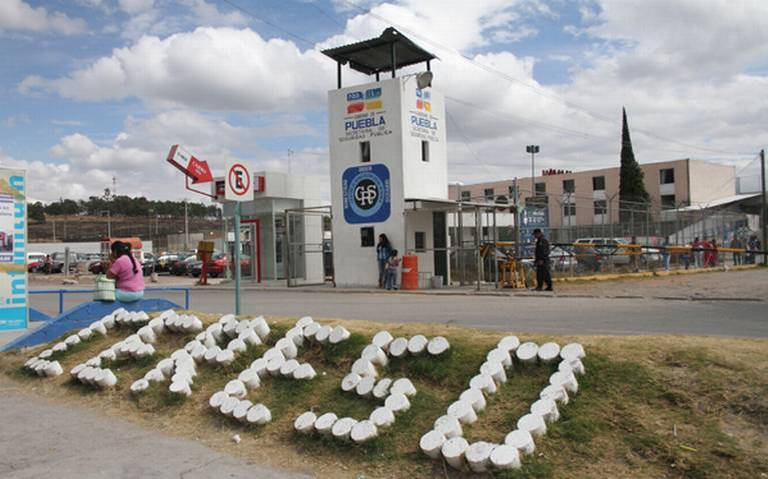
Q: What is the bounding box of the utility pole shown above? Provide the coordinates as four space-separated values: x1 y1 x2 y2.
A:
184 200 189 251
761 149 766 265
513 177 520 260
526 145 540 201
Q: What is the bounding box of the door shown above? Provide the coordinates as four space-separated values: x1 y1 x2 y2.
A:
433 211 448 285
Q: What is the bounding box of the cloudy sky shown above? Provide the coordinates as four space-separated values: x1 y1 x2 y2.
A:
1 0 766 203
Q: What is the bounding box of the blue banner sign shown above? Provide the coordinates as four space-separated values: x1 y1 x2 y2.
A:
0 168 27 331
342 164 391 224
520 206 549 258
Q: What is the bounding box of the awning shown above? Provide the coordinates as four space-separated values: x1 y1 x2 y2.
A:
321 27 437 76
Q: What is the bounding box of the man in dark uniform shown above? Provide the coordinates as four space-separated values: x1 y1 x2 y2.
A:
533 228 553 291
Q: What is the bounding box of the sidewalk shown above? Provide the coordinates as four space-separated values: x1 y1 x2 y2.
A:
0 377 309 479
196 266 766 302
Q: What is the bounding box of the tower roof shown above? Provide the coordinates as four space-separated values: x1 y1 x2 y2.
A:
321 27 437 76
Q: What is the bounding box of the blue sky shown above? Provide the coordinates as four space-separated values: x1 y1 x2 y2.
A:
1 0 766 202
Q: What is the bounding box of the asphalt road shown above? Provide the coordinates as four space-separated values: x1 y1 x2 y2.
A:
30 289 768 338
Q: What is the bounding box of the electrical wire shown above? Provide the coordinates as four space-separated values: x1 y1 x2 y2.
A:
331 0 758 157
217 0 759 162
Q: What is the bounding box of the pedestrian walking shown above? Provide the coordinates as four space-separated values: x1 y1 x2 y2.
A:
385 249 400 290
375 234 392 288
532 228 553 291
730 236 743 266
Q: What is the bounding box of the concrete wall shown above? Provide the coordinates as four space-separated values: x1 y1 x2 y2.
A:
449 159 737 228
687 160 736 204
329 77 447 287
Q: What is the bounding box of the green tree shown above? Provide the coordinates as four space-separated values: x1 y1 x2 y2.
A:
28 201 46 222
618 107 650 226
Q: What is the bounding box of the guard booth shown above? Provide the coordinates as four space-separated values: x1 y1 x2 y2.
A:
215 171 325 284
323 28 451 287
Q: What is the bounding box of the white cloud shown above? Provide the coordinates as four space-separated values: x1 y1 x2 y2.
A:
2 115 31 127
117 0 247 40
118 0 155 15
0 0 87 35
4 109 322 202
23 27 332 112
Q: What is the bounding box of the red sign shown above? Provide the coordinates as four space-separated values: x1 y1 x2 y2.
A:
187 156 212 184
166 144 212 183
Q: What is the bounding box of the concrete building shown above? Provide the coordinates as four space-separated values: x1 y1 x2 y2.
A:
450 159 736 228
324 28 450 287
218 171 325 284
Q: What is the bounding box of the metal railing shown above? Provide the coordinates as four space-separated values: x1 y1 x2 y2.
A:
30 287 191 315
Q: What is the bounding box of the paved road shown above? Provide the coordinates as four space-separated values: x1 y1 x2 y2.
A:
0 378 308 479
30 289 768 338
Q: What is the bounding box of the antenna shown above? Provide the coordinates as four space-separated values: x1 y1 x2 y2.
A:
112 176 117 196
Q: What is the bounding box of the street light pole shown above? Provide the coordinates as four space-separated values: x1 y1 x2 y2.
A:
526 145 540 201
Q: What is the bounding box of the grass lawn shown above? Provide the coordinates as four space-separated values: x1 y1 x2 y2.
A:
2 314 766 478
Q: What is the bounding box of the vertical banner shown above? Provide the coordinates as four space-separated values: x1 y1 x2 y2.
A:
0 168 27 331
520 206 549 258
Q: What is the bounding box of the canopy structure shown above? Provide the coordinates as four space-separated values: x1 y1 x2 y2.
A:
322 27 437 88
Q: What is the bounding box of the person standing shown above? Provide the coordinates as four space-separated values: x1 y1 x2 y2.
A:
692 237 703 268
375 234 392 288
533 228 553 291
385 249 401 290
730 236 743 266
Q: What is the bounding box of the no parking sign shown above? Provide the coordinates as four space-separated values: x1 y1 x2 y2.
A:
225 162 252 202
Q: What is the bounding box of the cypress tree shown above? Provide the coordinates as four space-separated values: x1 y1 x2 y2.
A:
618 107 650 226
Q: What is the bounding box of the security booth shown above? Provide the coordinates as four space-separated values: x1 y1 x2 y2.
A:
215 171 325 284
323 28 451 287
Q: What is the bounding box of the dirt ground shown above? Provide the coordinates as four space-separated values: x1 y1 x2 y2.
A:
555 267 768 299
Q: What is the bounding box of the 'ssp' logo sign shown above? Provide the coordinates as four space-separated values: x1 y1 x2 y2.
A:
343 164 390 224
354 180 378 209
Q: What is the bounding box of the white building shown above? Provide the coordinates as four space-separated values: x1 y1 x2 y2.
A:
324 28 451 287
218 171 325 284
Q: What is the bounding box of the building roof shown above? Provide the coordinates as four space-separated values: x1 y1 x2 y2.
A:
674 193 761 211
321 27 437 75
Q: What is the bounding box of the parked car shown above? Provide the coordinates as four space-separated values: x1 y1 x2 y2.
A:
170 255 198 276
521 246 577 272
155 254 180 273
573 237 660 268
46 252 79 274
189 253 222 278
89 260 107 274
26 252 46 266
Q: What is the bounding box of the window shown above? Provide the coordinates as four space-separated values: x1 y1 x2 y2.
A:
563 179 575 193
594 200 607 215
484 188 494 200
661 194 676 208
360 227 374 247
563 203 576 216
660 168 675 184
592 176 605 191
360 141 371 163
414 231 426 252
535 182 546 194
495 195 508 204
460 191 471 201
421 140 429 162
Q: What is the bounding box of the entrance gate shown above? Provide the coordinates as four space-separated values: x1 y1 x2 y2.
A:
284 206 333 287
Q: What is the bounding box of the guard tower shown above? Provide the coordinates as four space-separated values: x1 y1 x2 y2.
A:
323 28 450 287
